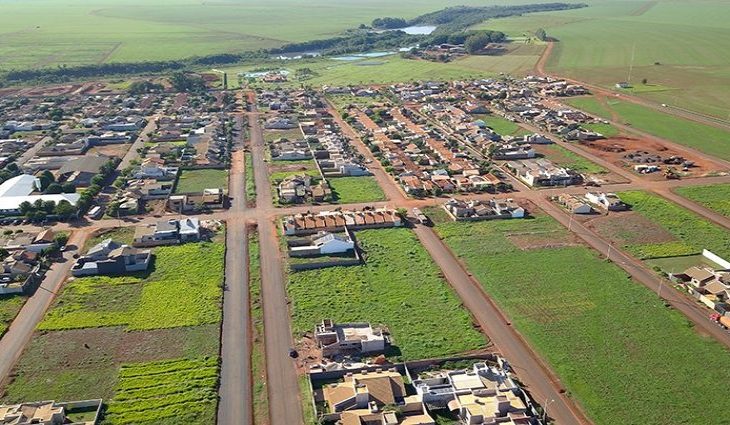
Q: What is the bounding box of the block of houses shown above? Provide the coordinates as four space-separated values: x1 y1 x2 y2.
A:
412 361 538 425
0 399 102 425
132 158 179 180
264 117 297 129
71 240 151 277
444 198 525 221
322 369 434 425
288 231 354 257
314 319 386 357
505 158 580 187
677 266 730 307
282 208 402 235
57 155 111 187
133 218 201 247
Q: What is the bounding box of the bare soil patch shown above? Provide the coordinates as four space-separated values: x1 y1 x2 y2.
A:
507 231 581 250
585 211 676 246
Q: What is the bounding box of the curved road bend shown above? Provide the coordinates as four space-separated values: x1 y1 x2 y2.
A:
0 229 91 385
248 106 304 425
217 113 253 425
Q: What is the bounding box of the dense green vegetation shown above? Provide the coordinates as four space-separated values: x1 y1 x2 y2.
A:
0 296 25 336
287 228 485 360
617 191 730 259
433 212 730 425
104 357 218 424
245 153 257 205
675 184 730 219
248 233 268 425
40 242 225 331
175 169 229 194
565 97 730 161
329 176 386 204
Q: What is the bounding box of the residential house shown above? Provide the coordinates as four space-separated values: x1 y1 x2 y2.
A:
289 231 355 257
132 158 178 181
133 218 201 247
314 319 386 357
282 209 402 235
585 192 628 211
444 198 525 221
505 159 580 187
558 194 593 214
167 188 225 212
0 399 102 425
71 241 151 277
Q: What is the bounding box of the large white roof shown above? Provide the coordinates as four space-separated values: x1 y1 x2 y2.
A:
0 174 38 198
0 193 81 212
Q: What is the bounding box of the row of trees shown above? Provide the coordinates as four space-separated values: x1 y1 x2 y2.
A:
371 17 408 29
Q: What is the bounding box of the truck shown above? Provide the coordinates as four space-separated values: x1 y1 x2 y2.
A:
412 208 430 225
710 313 730 329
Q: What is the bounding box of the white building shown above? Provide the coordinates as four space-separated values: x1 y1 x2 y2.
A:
0 175 80 216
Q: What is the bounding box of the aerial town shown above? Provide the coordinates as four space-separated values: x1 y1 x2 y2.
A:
0 2 729 425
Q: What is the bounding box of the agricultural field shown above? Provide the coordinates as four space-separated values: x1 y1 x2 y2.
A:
565 96 730 161
614 191 730 260
287 227 485 360
1 242 225 424
0 0 489 69
675 184 730 219
0 296 25 337
329 176 387 204
174 169 229 194
431 208 730 425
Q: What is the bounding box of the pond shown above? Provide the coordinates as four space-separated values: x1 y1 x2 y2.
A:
395 25 437 35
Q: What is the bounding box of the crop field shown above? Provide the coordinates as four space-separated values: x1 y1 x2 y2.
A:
432 210 730 425
565 96 730 161
329 176 386 204
1 241 225 423
0 296 25 336
174 169 229 194
675 184 730 219
0 0 490 69
615 191 730 259
287 227 485 360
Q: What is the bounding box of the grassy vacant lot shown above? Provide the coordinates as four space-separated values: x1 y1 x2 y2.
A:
329 176 386 204
287 228 485 360
432 210 730 425
675 184 730 219
617 191 730 260
2 242 225 424
175 169 228 194
474 114 529 137
0 296 25 336
83 227 135 252
565 96 730 161
581 122 619 138
541 144 606 174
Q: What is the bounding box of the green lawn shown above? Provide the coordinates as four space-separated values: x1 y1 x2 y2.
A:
249 232 269 425
675 184 730 219
433 211 730 425
542 144 606 174
618 190 730 260
581 122 619 138
175 169 228 194
565 96 730 161
474 114 530 137
287 228 485 360
329 176 386 204
0 296 25 337
245 152 256 205
40 242 224 331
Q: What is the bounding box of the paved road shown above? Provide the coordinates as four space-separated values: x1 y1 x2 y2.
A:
248 109 304 425
0 230 90 386
217 113 252 425
412 224 589 425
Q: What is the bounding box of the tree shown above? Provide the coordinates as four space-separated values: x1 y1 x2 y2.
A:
641 78 648 85
90 174 105 187
465 33 492 54
38 170 55 191
45 182 63 194
18 201 33 215
53 232 69 247
41 200 56 214
535 28 547 41
62 182 76 193
54 200 77 218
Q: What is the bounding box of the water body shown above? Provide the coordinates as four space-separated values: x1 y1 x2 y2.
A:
395 25 437 35
331 51 395 61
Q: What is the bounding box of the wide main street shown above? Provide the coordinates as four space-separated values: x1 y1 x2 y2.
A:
0 86 730 425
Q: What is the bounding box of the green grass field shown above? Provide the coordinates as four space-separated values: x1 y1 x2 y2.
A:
83 227 135 253
474 114 530 137
248 232 269 425
245 152 256 205
329 176 386 204
1 242 225 424
0 296 25 337
175 169 228 194
565 96 730 161
541 144 606 174
432 210 730 425
287 228 485 360
617 191 730 259
581 122 619 137
675 184 730 219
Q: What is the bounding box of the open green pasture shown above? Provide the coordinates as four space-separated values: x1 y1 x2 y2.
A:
617 190 730 259
432 210 730 425
287 227 485 360
565 96 730 161
675 184 730 219
329 176 386 204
